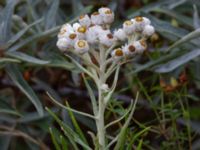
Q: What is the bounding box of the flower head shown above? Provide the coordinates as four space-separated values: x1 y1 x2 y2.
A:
79 14 91 27
99 31 115 47
132 16 151 32
56 38 71 52
99 7 114 24
74 40 89 54
123 20 135 35
111 48 124 61
114 29 127 41
91 12 103 25
142 25 155 37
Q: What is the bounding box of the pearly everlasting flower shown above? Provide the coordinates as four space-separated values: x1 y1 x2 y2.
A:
99 31 116 47
132 16 151 32
58 24 74 39
114 29 127 41
123 20 135 35
91 12 104 25
111 48 124 61
86 25 103 44
101 83 109 92
74 40 89 54
76 26 87 39
133 40 147 53
72 23 81 31
98 7 114 24
66 33 79 46
142 25 155 37
56 38 71 52
122 44 136 56
79 14 91 27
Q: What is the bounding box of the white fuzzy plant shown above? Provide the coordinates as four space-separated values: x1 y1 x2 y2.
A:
55 7 155 150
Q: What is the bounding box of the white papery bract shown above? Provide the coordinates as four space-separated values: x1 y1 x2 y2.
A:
74 40 89 54
91 12 104 25
114 29 127 41
56 38 71 52
99 7 114 24
123 20 135 35
123 44 136 56
142 25 155 37
111 48 124 61
132 16 151 32
86 25 103 44
73 23 81 31
79 14 91 27
134 40 147 53
99 31 115 47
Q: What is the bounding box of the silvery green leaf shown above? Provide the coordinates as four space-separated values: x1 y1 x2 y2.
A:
45 0 59 30
7 19 43 47
6 51 50 65
154 49 200 73
0 0 16 45
5 64 44 116
193 5 200 29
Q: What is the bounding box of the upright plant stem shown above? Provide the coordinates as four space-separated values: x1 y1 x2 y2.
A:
96 44 107 149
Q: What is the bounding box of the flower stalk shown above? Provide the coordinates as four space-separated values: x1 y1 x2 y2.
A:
56 7 155 149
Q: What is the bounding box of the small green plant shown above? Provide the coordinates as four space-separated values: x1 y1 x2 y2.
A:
47 7 155 149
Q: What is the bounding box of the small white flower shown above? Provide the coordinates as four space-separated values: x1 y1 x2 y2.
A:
99 31 116 47
58 24 74 39
114 29 127 41
56 38 71 52
79 14 91 27
91 12 104 25
66 33 79 46
72 23 81 31
74 40 89 54
142 25 155 37
86 25 103 44
111 48 124 61
133 40 147 53
132 16 151 32
101 83 109 92
76 26 87 39
98 7 114 24
123 20 135 35
122 44 136 56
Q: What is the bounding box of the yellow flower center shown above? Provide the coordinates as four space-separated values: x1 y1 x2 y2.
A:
124 20 133 26
135 16 143 22
79 14 85 19
69 33 77 39
78 40 86 48
115 49 123 56
105 9 112 14
92 12 99 16
128 45 135 52
78 26 86 33
140 39 147 47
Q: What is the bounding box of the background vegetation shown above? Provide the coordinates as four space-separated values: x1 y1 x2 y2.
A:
0 0 200 149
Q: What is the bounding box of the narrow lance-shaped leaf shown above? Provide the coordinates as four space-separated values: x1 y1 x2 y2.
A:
5 64 44 116
154 49 200 73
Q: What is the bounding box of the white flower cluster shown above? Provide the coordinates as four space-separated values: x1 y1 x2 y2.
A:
56 7 155 61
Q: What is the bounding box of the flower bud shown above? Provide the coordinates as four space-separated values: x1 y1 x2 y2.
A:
99 7 114 24
132 16 151 32
111 48 124 61
114 29 127 41
56 38 71 52
123 20 135 35
99 31 116 47
74 40 89 54
142 25 155 37
91 12 103 25
134 40 147 53
79 14 91 27
123 44 136 56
